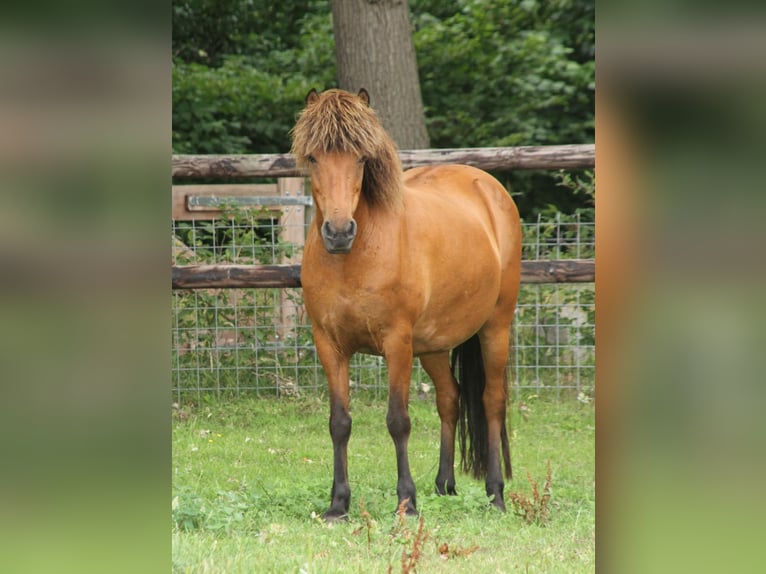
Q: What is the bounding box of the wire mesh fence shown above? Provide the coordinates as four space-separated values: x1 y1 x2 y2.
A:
172 207 594 402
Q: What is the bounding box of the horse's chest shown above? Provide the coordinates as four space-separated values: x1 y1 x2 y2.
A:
322 288 389 327
307 285 396 354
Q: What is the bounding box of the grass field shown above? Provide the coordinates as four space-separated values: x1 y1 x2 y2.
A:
172 393 594 573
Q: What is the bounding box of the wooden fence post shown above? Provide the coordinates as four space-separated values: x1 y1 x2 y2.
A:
277 177 307 338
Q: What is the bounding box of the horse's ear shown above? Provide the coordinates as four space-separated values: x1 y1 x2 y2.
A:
358 88 370 106
305 89 319 104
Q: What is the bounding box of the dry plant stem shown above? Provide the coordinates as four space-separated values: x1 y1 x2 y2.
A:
359 497 373 549
507 460 553 526
387 498 430 574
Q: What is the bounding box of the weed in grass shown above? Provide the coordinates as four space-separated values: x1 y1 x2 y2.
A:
386 498 485 572
172 489 205 531
507 459 553 526
388 499 429 574
352 496 376 549
403 515 428 573
518 400 530 422
437 542 480 560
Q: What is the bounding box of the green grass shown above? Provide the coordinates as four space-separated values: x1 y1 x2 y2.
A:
172 393 594 573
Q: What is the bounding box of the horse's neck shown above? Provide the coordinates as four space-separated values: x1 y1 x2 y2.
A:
356 199 401 241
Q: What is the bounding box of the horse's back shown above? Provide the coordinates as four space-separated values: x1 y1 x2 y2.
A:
404 164 517 218
403 164 520 266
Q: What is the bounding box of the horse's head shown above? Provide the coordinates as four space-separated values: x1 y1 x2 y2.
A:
306 148 365 254
291 88 402 254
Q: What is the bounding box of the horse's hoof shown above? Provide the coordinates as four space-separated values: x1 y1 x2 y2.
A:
321 510 349 523
393 504 418 518
435 481 457 496
435 488 457 496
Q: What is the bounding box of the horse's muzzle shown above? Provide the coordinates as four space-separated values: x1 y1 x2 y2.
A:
321 219 357 254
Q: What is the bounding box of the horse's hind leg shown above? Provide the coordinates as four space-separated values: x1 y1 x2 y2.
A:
479 322 513 511
420 352 458 495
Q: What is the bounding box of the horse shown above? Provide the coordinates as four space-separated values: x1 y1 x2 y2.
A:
291 88 521 521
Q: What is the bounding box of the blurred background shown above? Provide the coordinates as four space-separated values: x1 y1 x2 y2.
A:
598 3 766 572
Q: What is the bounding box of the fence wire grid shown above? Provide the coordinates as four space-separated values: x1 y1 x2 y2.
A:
172 208 594 402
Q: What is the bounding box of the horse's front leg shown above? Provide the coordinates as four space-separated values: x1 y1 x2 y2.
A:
314 329 352 521
384 333 417 515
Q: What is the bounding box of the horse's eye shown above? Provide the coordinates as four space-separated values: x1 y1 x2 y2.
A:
307 155 317 164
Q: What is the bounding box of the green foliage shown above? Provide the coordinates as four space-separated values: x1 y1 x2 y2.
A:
173 0 326 66
172 49 334 154
172 1 335 154
174 204 293 263
411 0 594 216
556 168 595 206
413 0 594 149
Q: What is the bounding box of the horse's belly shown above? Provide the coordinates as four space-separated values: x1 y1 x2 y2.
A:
411 282 500 355
412 327 459 355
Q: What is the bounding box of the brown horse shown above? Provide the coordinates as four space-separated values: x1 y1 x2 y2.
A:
291 88 521 520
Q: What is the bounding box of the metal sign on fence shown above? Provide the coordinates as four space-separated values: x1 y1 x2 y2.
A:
186 195 313 210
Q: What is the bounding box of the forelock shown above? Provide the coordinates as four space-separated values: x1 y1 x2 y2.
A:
290 90 385 165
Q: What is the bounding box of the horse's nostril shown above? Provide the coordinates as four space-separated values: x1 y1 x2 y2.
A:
322 219 357 239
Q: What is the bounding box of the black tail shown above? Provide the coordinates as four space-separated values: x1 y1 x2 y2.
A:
451 334 512 480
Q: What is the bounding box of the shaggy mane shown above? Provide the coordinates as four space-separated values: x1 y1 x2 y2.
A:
290 89 403 209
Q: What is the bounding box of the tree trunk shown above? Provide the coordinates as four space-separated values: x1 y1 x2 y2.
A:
331 0 430 149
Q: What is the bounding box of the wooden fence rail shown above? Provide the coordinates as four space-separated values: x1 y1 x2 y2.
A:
172 144 594 179
171 259 594 290
172 144 595 291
